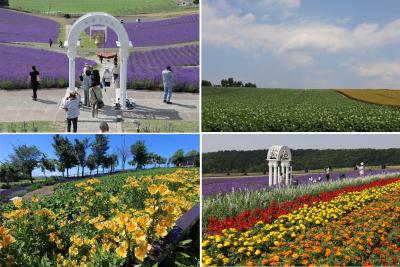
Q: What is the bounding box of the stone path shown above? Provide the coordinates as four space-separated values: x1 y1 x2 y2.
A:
0 87 198 132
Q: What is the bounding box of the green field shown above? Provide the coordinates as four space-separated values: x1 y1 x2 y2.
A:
9 0 195 15
202 87 400 132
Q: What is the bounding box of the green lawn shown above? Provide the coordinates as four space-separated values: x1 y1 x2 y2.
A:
9 0 197 15
0 121 64 133
123 119 199 133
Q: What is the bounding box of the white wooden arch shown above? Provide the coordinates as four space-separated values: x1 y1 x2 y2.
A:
267 145 293 187
65 12 132 109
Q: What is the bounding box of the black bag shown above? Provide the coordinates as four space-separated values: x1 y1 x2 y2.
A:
79 73 84 82
91 88 104 109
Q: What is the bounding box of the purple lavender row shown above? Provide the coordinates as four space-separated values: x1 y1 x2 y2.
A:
127 45 199 87
202 169 400 197
0 44 95 82
0 8 59 43
90 14 199 47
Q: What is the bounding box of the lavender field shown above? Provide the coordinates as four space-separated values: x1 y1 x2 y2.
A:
0 44 95 89
0 8 59 43
202 169 400 196
127 45 199 92
93 14 199 48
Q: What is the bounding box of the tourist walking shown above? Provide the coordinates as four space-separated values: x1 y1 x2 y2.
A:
99 54 104 64
49 39 53 47
325 166 331 182
63 91 81 133
82 69 92 107
162 66 174 104
90 70 104 118
102 67 112 87
112 63 120 86
59 40 63 48
28 65 40 101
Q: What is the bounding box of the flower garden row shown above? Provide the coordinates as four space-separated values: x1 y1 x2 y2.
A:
202 175 400 266
0 168 199 266
0 44 199 91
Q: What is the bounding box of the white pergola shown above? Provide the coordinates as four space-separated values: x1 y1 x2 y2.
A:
65 12 132 110
267 145 293 187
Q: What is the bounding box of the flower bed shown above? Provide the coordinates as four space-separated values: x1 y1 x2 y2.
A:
0 44 95 89
127 45 199 92
206 177 400 234
96 14 199 48
0 168 199 266
202 177 400 266
0 8 60 43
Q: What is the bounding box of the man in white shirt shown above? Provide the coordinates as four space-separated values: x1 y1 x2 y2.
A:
162 66 174 104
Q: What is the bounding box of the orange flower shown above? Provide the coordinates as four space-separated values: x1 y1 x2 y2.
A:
345 255 351 261
302 259 308 265
325 249 332 257
363 261 373 266
246 261 256 266
358 245 364 251
261 259 268 265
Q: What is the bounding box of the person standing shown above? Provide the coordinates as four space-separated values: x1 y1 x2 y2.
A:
28 66 40 101
82 69 92 107
162 66 174 104
63 91 81 133
112 63 120 86
90 70 103 118
49 39 53 47
99 54 104 64
59 40 63 48
357 162 365 176
102 67 112 87
325 166 331 182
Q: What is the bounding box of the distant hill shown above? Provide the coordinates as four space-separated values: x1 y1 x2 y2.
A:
203 148 400 174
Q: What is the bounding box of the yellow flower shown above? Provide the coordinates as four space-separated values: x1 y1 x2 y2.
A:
116 241 129 258
158 184 169 195
110 196 119 204
49 232 57 242
127 220 138 233
12 197 23 208
103 242 111 252
156 224 168 238
148 184 159 195
134 241 151 262
31 196 39 203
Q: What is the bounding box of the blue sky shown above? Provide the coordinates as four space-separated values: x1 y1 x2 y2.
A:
202 0 400 88
0 134 199 176
203 134 400 152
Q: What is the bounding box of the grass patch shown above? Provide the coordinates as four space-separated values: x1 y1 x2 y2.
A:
0 121 64 133
123 119 198 133
8 0 197 16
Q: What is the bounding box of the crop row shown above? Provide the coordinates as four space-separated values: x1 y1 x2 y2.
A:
202 88 400 132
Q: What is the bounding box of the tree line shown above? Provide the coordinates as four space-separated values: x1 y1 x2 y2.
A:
203 148 400 174
0 135 199 185
202 77 257 88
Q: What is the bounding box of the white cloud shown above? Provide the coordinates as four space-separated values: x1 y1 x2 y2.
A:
203 1 400 65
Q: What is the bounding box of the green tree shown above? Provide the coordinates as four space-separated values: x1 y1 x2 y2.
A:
86 154 97 176
52 135 77 178
129 140 148 169
0 161 22 185
185 150 200 167
118 136 128 171
39 155 56 180
10 145 42 184
155 155 167 168
109 154 119 173
91 135 109 174
0 0 9 7
74 138 90 177
171 149 185 167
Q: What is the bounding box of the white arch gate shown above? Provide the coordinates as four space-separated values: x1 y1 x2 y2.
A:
65 12 132 110
267 145 293 187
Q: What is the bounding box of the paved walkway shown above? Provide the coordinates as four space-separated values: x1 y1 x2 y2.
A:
0 88 199 132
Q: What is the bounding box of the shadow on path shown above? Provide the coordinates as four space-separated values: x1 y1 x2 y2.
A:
124 104 182 120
